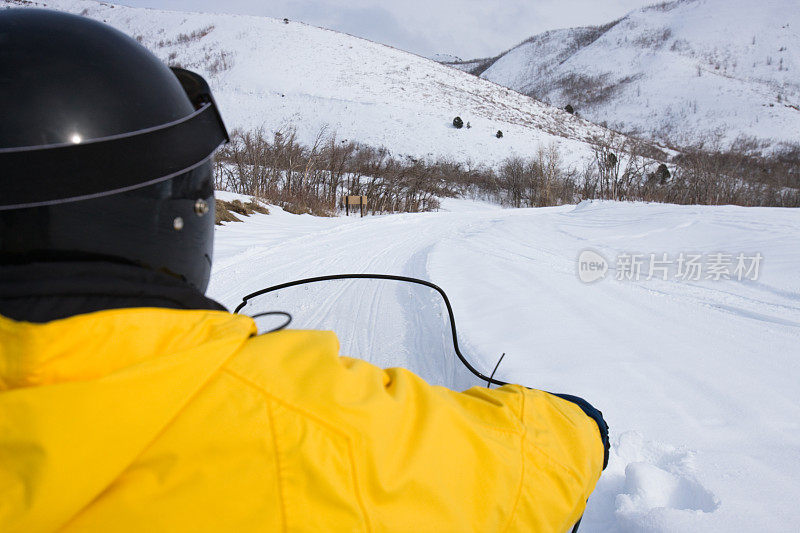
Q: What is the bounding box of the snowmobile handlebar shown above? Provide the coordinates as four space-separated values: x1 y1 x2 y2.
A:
233 273 510 387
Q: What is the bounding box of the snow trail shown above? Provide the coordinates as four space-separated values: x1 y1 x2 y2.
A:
209 197 800 532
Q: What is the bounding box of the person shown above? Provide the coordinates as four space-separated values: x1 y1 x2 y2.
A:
0 9 608 532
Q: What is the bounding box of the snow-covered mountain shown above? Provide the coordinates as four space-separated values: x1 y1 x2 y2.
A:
2 0 641 168
447 0 800 152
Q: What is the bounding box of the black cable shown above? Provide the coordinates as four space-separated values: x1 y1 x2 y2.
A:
487 352 506 389
249 311 293 334
233 273 510 387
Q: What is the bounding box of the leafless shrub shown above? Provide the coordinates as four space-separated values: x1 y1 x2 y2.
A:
632 28 673 49
215 126 799 214
668 142 799 206
670 39 691 53
464 57 501 77
523 19 622 65
493 145 579 207
498 133 800 208
156 25 214 48
584 134 658 200
643 1 683 12
205 50 234 74
555 72 641 109
176 25 214 43
574 20 621 48
214 128 455 216
613 145 791 206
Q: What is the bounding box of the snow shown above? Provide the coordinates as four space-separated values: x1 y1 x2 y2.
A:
478 0 800 151
2 0 633 168
209 194 800 531
214 190 260 204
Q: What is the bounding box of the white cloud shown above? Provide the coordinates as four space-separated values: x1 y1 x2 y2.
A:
117 0 658 58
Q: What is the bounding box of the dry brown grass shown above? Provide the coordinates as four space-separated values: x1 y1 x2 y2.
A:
215 199 270 225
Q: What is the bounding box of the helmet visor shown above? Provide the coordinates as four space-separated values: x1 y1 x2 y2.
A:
0 69 229 211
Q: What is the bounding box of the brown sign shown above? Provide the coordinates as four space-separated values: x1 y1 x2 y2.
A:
346 195 367 205
345 195 367 216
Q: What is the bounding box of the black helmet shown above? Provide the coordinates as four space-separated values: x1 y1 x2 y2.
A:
0 9 228 292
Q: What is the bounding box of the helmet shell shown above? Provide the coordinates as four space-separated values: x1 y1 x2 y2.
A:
0 9 217 292
0 9 194 147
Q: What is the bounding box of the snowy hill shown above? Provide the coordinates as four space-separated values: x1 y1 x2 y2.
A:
1 0 639 168
449 0 800 152
210 196 800 532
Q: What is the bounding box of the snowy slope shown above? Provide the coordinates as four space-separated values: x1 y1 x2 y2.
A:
470 0 800 151
209 196 800 532
2 0 633 167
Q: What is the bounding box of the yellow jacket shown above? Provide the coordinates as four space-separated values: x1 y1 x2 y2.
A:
0 308 603 532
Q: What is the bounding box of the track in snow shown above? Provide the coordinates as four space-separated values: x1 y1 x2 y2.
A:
208 195 800 532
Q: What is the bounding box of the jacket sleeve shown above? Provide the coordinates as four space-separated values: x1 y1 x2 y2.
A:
334 355 605 532
550 393 610 471
236 330 606 532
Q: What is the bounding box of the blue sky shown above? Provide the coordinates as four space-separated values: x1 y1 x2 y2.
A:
117 0 657 59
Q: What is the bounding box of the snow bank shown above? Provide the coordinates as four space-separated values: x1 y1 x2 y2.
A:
209 199 800 531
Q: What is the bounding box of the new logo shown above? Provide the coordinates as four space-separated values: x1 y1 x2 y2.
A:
577 250 608 283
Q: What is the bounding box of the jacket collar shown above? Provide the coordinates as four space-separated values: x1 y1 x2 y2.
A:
0 259 226 323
